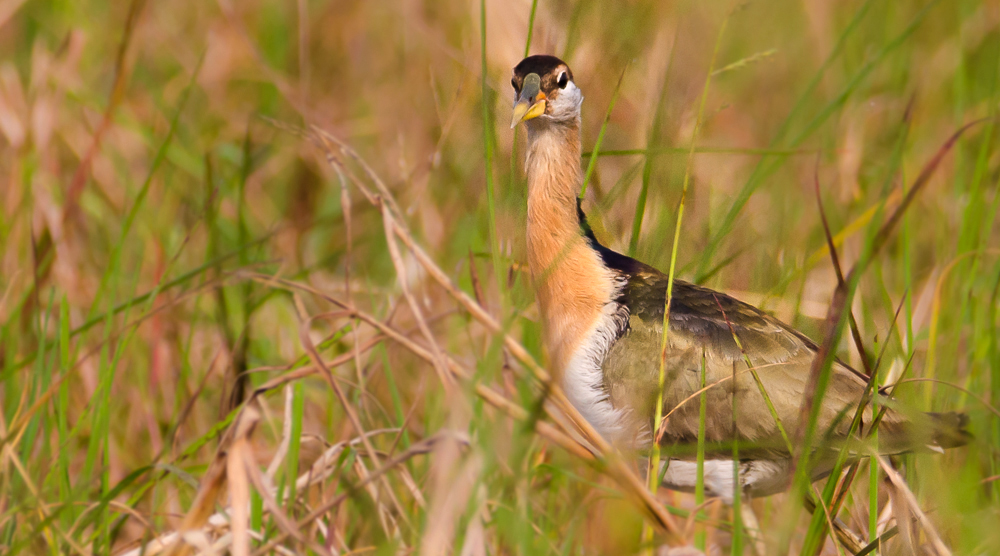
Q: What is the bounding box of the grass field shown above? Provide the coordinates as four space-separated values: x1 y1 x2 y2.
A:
1 0 998 554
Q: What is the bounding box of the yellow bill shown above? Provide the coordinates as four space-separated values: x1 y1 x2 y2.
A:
510 73 546 128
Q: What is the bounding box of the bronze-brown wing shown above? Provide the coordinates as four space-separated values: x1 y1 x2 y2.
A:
603 269 909 459
579 206 960 459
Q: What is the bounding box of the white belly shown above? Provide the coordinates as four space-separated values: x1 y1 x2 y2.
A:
659 458 793 504
561 302 630 444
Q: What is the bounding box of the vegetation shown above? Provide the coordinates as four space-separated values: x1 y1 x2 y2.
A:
0 0 997 554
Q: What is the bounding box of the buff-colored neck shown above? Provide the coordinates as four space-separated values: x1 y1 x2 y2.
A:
524 120 615 374
525 122 583 237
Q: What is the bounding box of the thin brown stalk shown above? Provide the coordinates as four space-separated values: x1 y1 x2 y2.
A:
251 432 464 556
876 456 951 556
242 436 335 556
292 294 409 532
242 272 592 459
815 156 872 376
380 205 455 388
810 485 848 556
389 220 553 383
310 126 408 229
227 410 254 556
164 409 248 556
63 0 144 220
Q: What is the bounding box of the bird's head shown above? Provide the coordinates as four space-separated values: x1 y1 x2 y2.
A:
510 55 582 129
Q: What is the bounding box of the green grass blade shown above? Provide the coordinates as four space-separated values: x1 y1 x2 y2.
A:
580 65 628 200
523 0 538 57
480 0 505 312
647 14 725 553
695 351 707 551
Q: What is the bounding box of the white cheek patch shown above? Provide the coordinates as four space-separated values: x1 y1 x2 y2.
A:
547 82 584 121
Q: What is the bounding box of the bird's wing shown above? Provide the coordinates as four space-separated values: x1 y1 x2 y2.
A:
606 271 896 458
581 221 953 458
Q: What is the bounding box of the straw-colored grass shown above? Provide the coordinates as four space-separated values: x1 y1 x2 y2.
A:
1 0 998 554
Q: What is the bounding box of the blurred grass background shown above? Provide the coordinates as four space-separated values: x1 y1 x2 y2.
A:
0 0 998 554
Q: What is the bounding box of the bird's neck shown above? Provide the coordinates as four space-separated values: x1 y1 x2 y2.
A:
524 120 616 373
525 122 584 225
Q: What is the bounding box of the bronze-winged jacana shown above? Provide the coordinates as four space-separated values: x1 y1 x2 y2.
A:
509 54 969 501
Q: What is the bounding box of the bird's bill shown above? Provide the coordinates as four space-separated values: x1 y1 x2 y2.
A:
510 73 546 128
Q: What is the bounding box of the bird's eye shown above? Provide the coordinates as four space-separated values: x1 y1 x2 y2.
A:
557 72 569 89
511 78 518 91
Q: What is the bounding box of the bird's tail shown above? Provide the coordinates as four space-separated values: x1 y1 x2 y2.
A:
925 411 972 450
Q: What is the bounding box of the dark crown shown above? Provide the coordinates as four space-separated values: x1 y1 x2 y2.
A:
513 55 572 81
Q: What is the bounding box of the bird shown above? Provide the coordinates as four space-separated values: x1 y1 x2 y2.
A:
509 54 969 502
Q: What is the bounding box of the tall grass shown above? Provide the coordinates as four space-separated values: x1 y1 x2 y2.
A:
0 0 997 554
